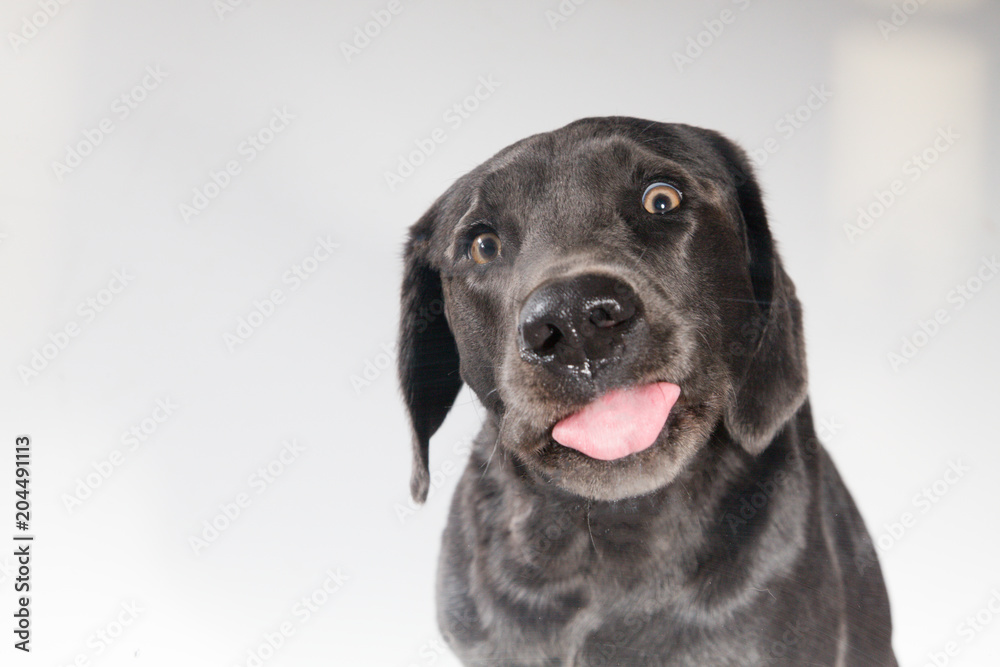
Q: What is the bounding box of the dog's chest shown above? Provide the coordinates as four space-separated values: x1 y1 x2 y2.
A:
452 490 694 664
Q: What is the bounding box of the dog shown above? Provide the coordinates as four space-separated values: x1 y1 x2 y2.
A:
397 118 896 665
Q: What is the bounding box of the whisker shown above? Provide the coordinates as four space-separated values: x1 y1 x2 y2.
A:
586 501 601 559
481 418 503 478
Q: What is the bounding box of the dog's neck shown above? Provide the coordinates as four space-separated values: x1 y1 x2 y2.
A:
466 408 811 587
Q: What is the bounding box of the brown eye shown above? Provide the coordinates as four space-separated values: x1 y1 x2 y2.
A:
470 232 501 264
642 183 682 214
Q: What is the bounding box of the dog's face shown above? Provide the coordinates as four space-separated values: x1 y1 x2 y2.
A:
399 118 807 502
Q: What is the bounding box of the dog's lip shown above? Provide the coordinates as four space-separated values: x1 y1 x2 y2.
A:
547 379 684 426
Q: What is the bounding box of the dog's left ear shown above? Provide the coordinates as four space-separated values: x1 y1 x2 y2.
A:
398 200 463 503
703 132 808 455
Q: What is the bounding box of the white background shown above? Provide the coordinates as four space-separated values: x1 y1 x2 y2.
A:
1 1 998 665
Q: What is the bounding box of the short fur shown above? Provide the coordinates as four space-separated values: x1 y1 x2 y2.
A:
397 118 896 666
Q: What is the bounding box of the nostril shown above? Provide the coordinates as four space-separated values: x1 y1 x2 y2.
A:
589 307 617 329
536 325 562 354
588 301 636 329
523 321 563 356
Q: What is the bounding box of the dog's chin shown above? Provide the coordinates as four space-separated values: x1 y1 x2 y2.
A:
509 403 713 502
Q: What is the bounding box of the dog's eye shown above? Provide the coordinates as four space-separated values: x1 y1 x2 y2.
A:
470 232 502 264
642 183 682 214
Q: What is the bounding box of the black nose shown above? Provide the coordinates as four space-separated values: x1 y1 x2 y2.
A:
518 274 641 373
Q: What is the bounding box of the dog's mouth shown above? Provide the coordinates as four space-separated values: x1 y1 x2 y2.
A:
549 381 681 461
503 377 710 501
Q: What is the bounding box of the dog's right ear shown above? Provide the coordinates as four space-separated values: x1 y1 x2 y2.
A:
398 201 463 503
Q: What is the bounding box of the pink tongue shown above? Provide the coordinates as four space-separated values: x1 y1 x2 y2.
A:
552 382 681 461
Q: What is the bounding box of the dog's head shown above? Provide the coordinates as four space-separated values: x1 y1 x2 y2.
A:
398 118 807 503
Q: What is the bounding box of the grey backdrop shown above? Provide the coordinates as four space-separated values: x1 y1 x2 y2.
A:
1 0 998 665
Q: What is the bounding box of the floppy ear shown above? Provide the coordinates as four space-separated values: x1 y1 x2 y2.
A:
706 133 808 455
398 203 463 502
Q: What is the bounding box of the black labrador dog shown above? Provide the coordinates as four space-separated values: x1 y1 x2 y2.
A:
397 118 896 666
